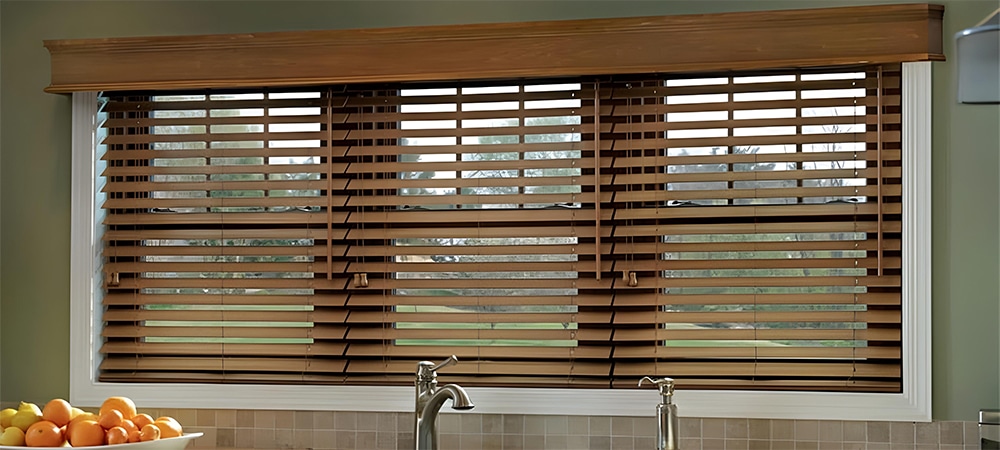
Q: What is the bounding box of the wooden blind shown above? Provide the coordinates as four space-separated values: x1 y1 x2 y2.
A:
99 64 903 392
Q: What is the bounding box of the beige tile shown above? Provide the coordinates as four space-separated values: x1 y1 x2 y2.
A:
313 429 336 449
867 421 890 443
334 430 356 450
294 410 313 430
438 433 460 450
681 417 702 439
726 418 749 439
568 415 589 435
524 434 546 450
275 428 294 449
397 432 414 450
963 421 978 444
634 416 656 437
254 428 276 449
914 421 938 444
356 411 378 431
254 410 276 429
818 420 842 442
633 436 655 449
375 431 396 450
794 441 819 450
702 437 725 449
794 420 819 441
236 409 255 428
842 421 866 442
356 431 376 449
866 443 890 450
889 421 914 444
817 442 842 450
610 435 633 450
334 411 356 431
679 437 702 449
703 418 726 439
460 413 482 434
545 415 568 435
611 416 633 436
524 415 545 435
772 420 795 440
503 414 524 434
195 409 215 427
189 427 215 448
481 433 502 450
275 409 295 429
235 427 254 449
589 435 612 450
748 419 770 440
590 416 612 436
398 413 415 436
481 414 502 434
376 412 397 433
216 409 236 428
769 439 795 449
503 434 524 450
544 434 568 450
293 428 313 449
313 410 334 430
725 438 749 449
438 414 460 433
843 443 866 450
748 439 769 450
216 427 235 448
566 434 589 450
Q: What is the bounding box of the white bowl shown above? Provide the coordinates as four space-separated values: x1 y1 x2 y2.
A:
0 432 203 449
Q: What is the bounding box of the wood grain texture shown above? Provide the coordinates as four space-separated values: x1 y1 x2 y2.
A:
44 3 944 92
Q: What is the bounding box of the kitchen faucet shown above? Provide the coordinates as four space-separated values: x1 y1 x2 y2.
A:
414 355 475 450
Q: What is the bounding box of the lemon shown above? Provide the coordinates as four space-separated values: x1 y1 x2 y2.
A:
0 425 25 446
0 408 15 429
10 401 42 432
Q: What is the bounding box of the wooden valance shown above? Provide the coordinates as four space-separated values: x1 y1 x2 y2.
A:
44 3 943 93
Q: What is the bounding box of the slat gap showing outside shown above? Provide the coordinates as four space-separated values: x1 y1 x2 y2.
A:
98 65 903 392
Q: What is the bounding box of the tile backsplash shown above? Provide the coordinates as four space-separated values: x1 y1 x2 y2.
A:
139 407 982 449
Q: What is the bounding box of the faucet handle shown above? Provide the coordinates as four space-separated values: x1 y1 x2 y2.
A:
432 355 459 373
417 355 459 380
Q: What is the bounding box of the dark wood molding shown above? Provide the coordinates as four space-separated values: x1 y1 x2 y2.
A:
44 3 944 93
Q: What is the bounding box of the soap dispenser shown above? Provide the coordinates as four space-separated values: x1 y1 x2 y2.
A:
639 376 679 450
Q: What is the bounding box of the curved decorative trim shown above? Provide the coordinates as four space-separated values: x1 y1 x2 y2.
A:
46 3 943 93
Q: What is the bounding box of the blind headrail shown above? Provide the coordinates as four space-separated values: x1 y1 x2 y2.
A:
44 3 943 93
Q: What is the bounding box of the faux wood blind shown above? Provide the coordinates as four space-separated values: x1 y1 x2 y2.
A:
98 64 903 392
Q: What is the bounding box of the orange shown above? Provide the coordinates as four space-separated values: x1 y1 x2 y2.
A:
68 419 105 447
131 413 154 430
153 416 182 439
139 423 160 442
105 426 128 445
99 397 137 423
98 409 123 430
25 420 64 447
41 398 73 427
65 412 98 439
120 418 139 442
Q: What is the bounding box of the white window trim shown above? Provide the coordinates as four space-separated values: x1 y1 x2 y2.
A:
69 62 932 421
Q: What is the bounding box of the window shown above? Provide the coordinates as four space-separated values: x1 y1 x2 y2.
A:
72 63 932 419
56 4 942 420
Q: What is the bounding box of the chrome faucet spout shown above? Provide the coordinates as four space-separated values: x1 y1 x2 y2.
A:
415 357 475 450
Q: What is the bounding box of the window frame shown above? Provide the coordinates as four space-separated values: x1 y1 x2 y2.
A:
69 62 932 421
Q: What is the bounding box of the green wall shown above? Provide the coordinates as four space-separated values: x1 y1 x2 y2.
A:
2 0 997 421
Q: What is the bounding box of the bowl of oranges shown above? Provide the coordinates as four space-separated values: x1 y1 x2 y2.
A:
0 396 200 449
